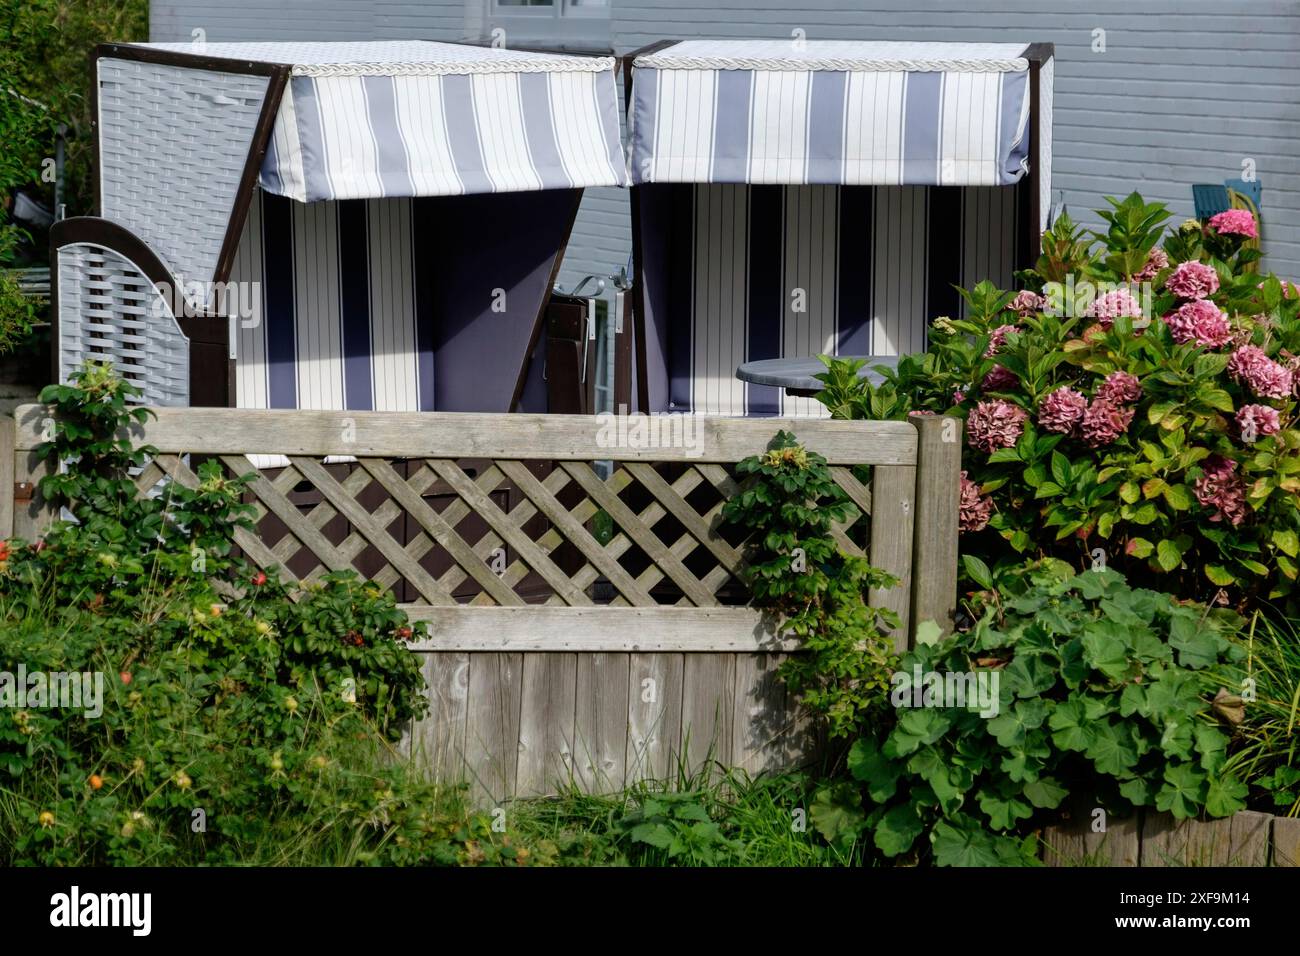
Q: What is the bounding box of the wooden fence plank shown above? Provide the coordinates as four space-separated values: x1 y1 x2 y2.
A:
868 463 916 651
626 652 684 783
462 652 523 806
624 462 743 576
730 653 791 776
408 652 469 784
909 416 961 637
1273 816 1300 866
573 653 631 793
680 653 736 778
11 404 918 466
403 605 797 652
514 653 578 797
1229 810 1272 866
0 415 16 538
1042 813 1140 866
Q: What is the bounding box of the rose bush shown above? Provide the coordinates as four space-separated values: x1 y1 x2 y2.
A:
816 193 1300 610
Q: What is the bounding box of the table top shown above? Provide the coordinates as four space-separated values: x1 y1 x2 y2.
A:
735 355 900 392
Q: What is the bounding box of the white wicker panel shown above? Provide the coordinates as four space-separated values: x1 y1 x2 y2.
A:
97 57 270 290
58 243 190 406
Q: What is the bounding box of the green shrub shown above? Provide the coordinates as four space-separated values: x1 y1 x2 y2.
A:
810 563 1248 865
0 362 495 865
722 431 899 738
816 193 1300 611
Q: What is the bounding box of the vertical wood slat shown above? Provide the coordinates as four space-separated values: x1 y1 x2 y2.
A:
1041 813 1141 866
463 652 523 806
11 445 51 542
408 652 470 785
730 652 792 776
0 416 14 539
909 415 961 638
868 463 916 652
573 652 631 793
1274 816 1300 866
515 653 578 797
680 653 736 778
626 652 684 783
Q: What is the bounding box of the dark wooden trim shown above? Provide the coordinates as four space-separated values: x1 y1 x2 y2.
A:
94 42 286 77
628 183 651 413
50 217 231 404
509 187 585 413
621 41 676 413
50 217 178 299
89 47 101 217
213 65 290 286
1020 42 1054 271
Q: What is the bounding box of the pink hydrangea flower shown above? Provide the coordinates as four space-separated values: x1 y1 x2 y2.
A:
1236 404 1282 443
1037 386 1087 435
1163 299 1232 347
959 471 993 533
907 409 936 417
1134 248 1169 282
984 324 1018 358
1194 455 1248 527
1080 398 1135 447
1227 345 1294 399
1097 370 1142 406
983 365 1018 392
1208 209 1258 239
967 399 1027 453
1010 290 1044 318
1165 261 1220 300
952 390 966 405
1084 288 1144 328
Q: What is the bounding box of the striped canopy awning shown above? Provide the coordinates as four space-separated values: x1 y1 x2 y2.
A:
142 41 629 202
628 40 1037 188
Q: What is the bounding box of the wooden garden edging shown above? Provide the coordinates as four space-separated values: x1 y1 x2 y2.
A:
3 405 961 801
1043 809 1300 867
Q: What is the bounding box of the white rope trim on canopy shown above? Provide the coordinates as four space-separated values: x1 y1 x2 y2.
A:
635 40 1031 73
130 41 613 75
290 57 615 77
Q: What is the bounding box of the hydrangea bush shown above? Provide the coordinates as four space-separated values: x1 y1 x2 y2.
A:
816 193 1300 609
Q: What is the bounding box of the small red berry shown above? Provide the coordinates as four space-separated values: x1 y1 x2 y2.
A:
88 774 104 790
119 671 132 685
251 571 267 586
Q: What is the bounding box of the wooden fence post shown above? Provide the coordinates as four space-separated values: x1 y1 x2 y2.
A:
909 415 961 638
10 405 53 542
868 456 917 654
0 415 14 539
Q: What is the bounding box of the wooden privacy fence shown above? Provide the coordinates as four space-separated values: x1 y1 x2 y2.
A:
2 405 960 802
1044 809 1300 867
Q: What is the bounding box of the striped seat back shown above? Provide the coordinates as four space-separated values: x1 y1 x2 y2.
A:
660 182 1020 417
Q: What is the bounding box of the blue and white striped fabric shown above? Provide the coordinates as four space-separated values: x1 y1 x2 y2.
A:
655 183 1020 418
144 41 628 202
230 189 434 413
629 40 1035 189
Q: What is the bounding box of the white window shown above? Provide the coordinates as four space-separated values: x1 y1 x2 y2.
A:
470 0 611 50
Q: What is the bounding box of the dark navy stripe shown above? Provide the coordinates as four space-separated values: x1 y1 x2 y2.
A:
666 184 694 410
261 192 297 409
837 186 872 355
746 183 783 416
411 197 437 411
927 185 964 348
337 201 373 410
